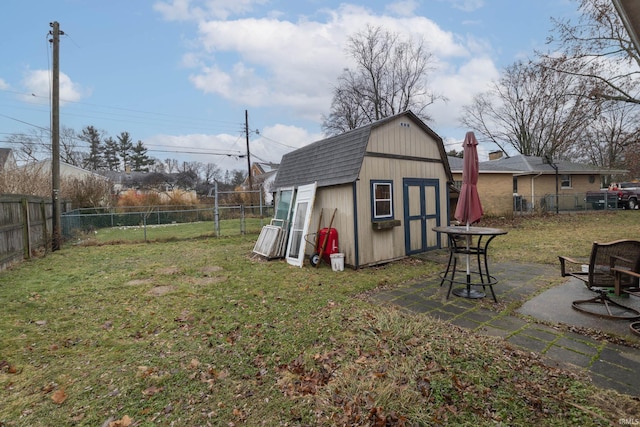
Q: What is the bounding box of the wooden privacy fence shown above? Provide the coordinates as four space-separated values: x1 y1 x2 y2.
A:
0 195 53 272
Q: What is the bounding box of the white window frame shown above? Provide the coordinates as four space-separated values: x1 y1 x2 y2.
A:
372 180 393 220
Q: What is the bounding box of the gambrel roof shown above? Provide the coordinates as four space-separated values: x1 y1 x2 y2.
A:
274 111 452 189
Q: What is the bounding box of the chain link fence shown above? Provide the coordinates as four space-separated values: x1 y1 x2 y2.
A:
62 204 274 241
513 192 635 215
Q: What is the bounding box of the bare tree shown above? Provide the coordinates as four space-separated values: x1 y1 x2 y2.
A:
461 60 595 157
59 127 83 166
0 165 112 208
203 163 221 185
7 125 81 165
572 101 640 181
322 25 444 135
6 131 45 163
543 0 640 105
164 158 178 174
0 162 49 195
62 175 113 208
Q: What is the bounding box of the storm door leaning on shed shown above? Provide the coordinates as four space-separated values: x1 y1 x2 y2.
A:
285 182 317 267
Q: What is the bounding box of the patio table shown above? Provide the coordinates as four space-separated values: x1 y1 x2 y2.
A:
432 225 508 302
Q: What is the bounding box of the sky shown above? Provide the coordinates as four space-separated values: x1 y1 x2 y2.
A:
0 0 580 174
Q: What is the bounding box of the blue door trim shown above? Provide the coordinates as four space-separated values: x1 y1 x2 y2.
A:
403 178 441 255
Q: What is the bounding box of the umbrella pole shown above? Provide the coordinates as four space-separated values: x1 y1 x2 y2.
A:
466 222 471 296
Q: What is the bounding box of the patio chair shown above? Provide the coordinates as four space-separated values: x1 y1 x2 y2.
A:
559 239 640 320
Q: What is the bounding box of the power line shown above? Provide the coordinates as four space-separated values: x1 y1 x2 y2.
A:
0 87 242 133
0 112 50 131
258 133 299 150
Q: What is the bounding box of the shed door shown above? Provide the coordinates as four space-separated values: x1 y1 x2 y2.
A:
403 178 440 255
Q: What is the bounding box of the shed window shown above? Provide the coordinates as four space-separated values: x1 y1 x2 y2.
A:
371 181 393 220
560 174 572 188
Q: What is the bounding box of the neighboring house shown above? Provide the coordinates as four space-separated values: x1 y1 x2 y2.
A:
0 148 17 172
448 152 627 215
25 159 109 182
273 111 454 269
239 162 279 205
100 170 175 193
100 170 199 204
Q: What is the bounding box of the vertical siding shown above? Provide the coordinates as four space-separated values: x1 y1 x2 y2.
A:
354 120 450 266
368 117 443 159
308 185 355 267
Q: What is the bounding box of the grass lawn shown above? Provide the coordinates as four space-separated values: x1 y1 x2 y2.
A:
0 211 639 426
73 218 267 243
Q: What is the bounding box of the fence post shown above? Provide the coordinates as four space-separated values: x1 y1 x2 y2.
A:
40 200 49 253
214 181 220 237
240 205 245 235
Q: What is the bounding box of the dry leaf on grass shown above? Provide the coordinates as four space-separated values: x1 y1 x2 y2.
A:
108 415 132 427
142 386 164 396
51 388 67 404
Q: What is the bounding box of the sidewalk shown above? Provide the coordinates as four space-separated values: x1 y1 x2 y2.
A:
367 251 640 397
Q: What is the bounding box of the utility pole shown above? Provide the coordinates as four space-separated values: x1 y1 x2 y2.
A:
50 21 63 251
245 109 252 190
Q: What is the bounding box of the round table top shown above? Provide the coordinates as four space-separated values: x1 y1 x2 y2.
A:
432 225 508 236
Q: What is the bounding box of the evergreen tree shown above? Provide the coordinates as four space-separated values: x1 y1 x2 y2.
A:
103 137 120 171
130 140 154 172
117 131 134 171
79 125 104 170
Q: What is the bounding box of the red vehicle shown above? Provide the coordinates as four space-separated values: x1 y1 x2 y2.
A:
586 182 640 210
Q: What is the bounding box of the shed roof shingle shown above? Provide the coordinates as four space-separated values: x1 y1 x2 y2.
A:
273 125 370 189
274 111 450 189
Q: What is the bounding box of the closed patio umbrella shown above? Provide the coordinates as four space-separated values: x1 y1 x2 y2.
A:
455 131 483 227
454 131 483 297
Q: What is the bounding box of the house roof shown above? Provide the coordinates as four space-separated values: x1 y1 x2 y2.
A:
274 111 451 189
255 162 279 173
448 154 627 175
26 159 109 179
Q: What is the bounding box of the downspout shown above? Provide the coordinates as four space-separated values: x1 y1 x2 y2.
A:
352 181 360 269
531 173 543 209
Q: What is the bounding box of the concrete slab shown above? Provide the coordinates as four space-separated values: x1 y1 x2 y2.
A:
518 277 640 342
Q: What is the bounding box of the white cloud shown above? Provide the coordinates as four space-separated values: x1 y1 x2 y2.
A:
21 70 85 106
185 4 472 125
154 0 269 21
145 122 317 171
385 0 420 17
157 0 503 157
448 0 484 13
430 56 499 130
0 78 9 90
